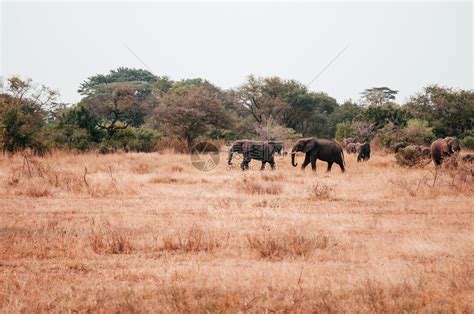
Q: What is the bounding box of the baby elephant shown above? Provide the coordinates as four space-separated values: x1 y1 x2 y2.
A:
357 142 371 162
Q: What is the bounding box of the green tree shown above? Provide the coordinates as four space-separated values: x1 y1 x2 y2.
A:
402 119 434 145
78 67 170 96
81 82 158 138
360 104 410 129
330 100 363 125
406 85 473 138
51 105 103 151
335 121 353 142
0 77 58 154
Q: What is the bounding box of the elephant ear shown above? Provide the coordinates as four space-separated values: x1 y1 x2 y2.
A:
304 139 317 153
444 138 454 153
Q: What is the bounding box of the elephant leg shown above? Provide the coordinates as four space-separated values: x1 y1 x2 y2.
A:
269 157 276 171
242 155 250 170
310 154 317 171
301 153 310 170
337 160 345 172
327 162 333 172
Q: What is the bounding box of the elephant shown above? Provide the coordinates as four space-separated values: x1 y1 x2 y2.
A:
394 142 409 153
228 140 283 170
291 138 345 173
430 137 461 166
346 143 357 154
357 142 371 162
268 141 286 156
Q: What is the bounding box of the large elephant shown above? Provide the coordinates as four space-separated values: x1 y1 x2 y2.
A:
430 137 461 166
291 138 345 172
357 142 371 162
228 140 284 170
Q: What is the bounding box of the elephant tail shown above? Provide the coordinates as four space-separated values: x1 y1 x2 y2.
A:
341 149 346 168
227 148 234 165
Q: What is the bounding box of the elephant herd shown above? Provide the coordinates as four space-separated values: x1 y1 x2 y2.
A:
343 139 371 162
228 137 348 172
226 135 470 172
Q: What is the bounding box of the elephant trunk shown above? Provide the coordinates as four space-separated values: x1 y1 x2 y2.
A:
291 151 298 167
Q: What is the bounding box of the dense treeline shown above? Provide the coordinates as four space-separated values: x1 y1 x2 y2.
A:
1 67 473 154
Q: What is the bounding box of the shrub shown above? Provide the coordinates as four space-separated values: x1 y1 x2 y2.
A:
254 118 299 141
402 119 434 145
395 146 429 168
351 121 376 142
247 228 328 260
373 122 403 149
460 136 474 149
89 224 134 254
161 226 222 253
98 127 160 153
335 121 352 142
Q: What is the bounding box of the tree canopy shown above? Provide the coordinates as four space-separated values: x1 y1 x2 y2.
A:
1 69 473 154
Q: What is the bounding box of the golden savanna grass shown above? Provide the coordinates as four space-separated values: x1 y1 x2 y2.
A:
0 150 473 312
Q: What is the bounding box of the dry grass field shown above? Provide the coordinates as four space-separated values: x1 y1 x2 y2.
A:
0 150 473 312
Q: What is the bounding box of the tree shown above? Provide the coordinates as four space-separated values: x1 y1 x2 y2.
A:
330 100 363 126
78 67 169 96
350 121 376 142
402 119 434 145
254 118 298 141
406 85 473 138
236 75 306 124
335 121 353 142
360 87 398 106
0 77 58 154
360 104 410 129
50 105 103 151
152 86 232 149
81 82 158 138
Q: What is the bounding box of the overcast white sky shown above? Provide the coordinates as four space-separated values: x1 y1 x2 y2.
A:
1 1 472 104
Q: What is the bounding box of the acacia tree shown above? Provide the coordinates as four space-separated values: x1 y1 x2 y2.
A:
153 86 232 149
236 75 299 124
78 67 171 96
360 87 398 106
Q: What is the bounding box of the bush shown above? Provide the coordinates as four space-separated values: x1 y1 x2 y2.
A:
460 136 474 149
335 121 352 142
402 119 434 145
395 146 430 168
104 128 160 153
373 122 403 148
